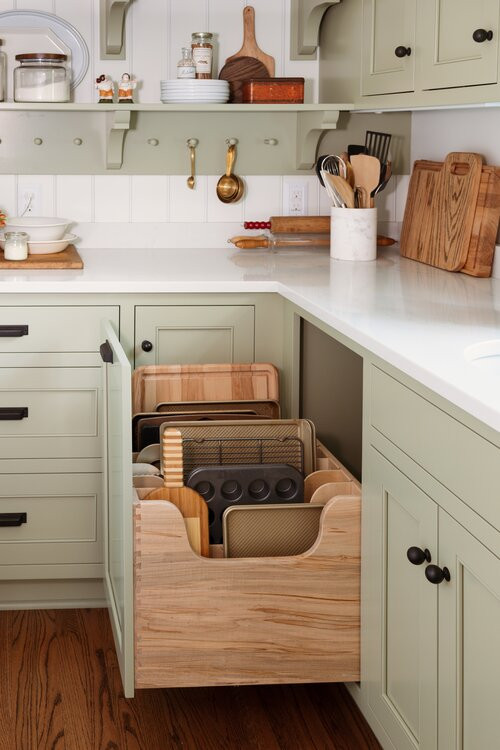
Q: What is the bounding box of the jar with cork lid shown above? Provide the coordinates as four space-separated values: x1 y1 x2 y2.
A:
191 32 213 79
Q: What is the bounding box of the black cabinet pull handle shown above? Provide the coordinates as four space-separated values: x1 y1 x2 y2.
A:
473 28 493 43
0 325 29 337
141 340 153 352
395 46 412 58
0 407 28 421
407 546 431 565
425 564 451 584
0 512 27 527
100 340 114 364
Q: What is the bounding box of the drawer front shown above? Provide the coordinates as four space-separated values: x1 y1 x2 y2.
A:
0 474 101 566
135 305 255 367
370 366 500 530
0 367 101 458
0 306 119 353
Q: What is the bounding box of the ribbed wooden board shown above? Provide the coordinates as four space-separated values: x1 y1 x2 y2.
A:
132 363 280 415
400 153 484 272
0 245 83 269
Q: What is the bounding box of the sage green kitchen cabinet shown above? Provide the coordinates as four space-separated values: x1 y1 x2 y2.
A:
134 305 255 367
419 0 499 90
438 511 500 750
363 449 438 750
361 0 416 95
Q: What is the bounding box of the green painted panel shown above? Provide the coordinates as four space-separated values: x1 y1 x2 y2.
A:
364 449 438 750
101 319 134 698
370 366 500 533
438 511 500 750
0 473 101 567
0 306 119 353
361 0 416 95
134 305 255 367
419 0 499 90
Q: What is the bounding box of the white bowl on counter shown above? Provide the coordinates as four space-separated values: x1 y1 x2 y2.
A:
3 216 69 241
0 232 77 255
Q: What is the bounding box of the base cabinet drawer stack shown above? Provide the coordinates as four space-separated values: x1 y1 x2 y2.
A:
0 305 119 581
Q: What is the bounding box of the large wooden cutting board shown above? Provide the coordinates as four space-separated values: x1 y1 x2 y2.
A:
400 152 483 272
0 244 83 269
132 363 280 415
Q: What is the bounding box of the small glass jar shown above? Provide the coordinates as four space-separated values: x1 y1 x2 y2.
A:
14 53 70 103
3 232 28 261
177 47 196 79
191 32 213 79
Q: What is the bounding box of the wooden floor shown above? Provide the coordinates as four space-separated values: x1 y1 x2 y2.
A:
0 608 381 750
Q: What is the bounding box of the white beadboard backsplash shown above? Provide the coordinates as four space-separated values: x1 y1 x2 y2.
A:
0 173 402 248
0 0 319 104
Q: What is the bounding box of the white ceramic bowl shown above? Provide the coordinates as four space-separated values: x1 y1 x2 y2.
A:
0 232 77 255
4 217 69 241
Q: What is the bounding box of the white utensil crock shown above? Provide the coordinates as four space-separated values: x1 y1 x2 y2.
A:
330 207 377 261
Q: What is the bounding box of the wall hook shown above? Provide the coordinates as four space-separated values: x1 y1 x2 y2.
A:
187 138 199 148
225 138 238 146
264 138 279 146
73 138 83 146
33 138 43 146
147 138 159 146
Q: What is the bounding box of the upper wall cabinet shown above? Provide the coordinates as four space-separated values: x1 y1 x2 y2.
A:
362 0 416 95
419 0 499 90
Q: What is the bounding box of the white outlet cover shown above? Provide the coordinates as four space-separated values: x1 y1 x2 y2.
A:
284 180 308 216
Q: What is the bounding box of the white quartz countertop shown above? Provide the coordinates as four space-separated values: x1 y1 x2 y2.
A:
2 245 500 434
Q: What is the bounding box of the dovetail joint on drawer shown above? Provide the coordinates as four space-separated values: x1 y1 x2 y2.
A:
0 325 28 337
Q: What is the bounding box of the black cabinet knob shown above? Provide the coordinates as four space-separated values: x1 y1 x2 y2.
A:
425 564 451 584
473 29 493 43
141 340 153 352
407 546 431 565
395 46 412 58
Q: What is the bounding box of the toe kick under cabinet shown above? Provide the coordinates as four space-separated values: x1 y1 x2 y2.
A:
101 321 361 698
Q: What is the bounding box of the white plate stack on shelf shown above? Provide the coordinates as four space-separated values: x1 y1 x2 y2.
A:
160 79 229 104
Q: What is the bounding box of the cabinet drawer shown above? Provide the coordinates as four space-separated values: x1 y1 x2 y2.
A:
370 366 500 530
0 368 101 459
0 474 101 567
0 306 119 353
135 305 255 367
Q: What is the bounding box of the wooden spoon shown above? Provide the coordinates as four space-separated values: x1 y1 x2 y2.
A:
329 175 355 209
350 154 381 208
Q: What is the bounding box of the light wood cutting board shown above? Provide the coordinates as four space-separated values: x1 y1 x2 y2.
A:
0 244 83 269
400 152 483 272
132 363 280 415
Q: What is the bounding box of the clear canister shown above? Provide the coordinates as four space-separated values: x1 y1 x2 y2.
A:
191 32 213 79
14 53 70 103
3 231 29 261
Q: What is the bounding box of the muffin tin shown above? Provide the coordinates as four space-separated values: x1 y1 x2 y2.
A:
186 463 304 544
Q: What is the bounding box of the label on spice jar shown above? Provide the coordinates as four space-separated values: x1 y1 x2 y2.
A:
192 47 212 74
177 64 196 79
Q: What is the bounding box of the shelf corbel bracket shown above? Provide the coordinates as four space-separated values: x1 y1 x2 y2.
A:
296 109 341 170
100 0 131 59
107 109 131 170
290 0 340 60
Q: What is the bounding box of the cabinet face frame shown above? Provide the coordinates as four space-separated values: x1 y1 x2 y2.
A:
361 0 416 95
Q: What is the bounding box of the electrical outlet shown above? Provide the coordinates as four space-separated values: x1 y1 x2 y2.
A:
284 181 308 216
17 184 42 216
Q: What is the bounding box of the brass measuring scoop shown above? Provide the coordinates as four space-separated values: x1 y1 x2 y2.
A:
217 143 244 203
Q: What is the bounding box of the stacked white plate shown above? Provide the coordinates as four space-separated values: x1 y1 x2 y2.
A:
160 79 229 103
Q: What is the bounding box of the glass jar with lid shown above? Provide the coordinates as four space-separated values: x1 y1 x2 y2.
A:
3 231 28 261
14 53 70 103
191 32 213 79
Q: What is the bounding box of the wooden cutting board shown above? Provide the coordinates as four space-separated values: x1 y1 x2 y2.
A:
400 152 483 272
145 428 209 557
132 363 280 415
225 6 275 76
0 244 83 269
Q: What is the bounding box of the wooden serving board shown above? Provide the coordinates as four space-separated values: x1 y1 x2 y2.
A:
401 159 500 277
0 244 83 270
401 153 483 272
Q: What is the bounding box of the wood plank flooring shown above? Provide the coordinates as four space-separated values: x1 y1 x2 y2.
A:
0 608 381 750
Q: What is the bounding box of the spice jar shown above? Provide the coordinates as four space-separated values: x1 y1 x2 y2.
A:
3 232 28 261
177 47 196 79
14 53 70 103
191 32 213 79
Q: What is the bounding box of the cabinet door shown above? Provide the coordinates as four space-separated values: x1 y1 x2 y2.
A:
135 305 255 367
419 0 499 90
362 0 416 95
100 320 134 698
438 511 500 750
363 450 438 750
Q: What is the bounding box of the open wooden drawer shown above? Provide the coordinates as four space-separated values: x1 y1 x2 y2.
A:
101 321 361 698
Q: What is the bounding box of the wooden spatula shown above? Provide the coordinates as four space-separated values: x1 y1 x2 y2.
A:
350 154 381 208
145 428 209 557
